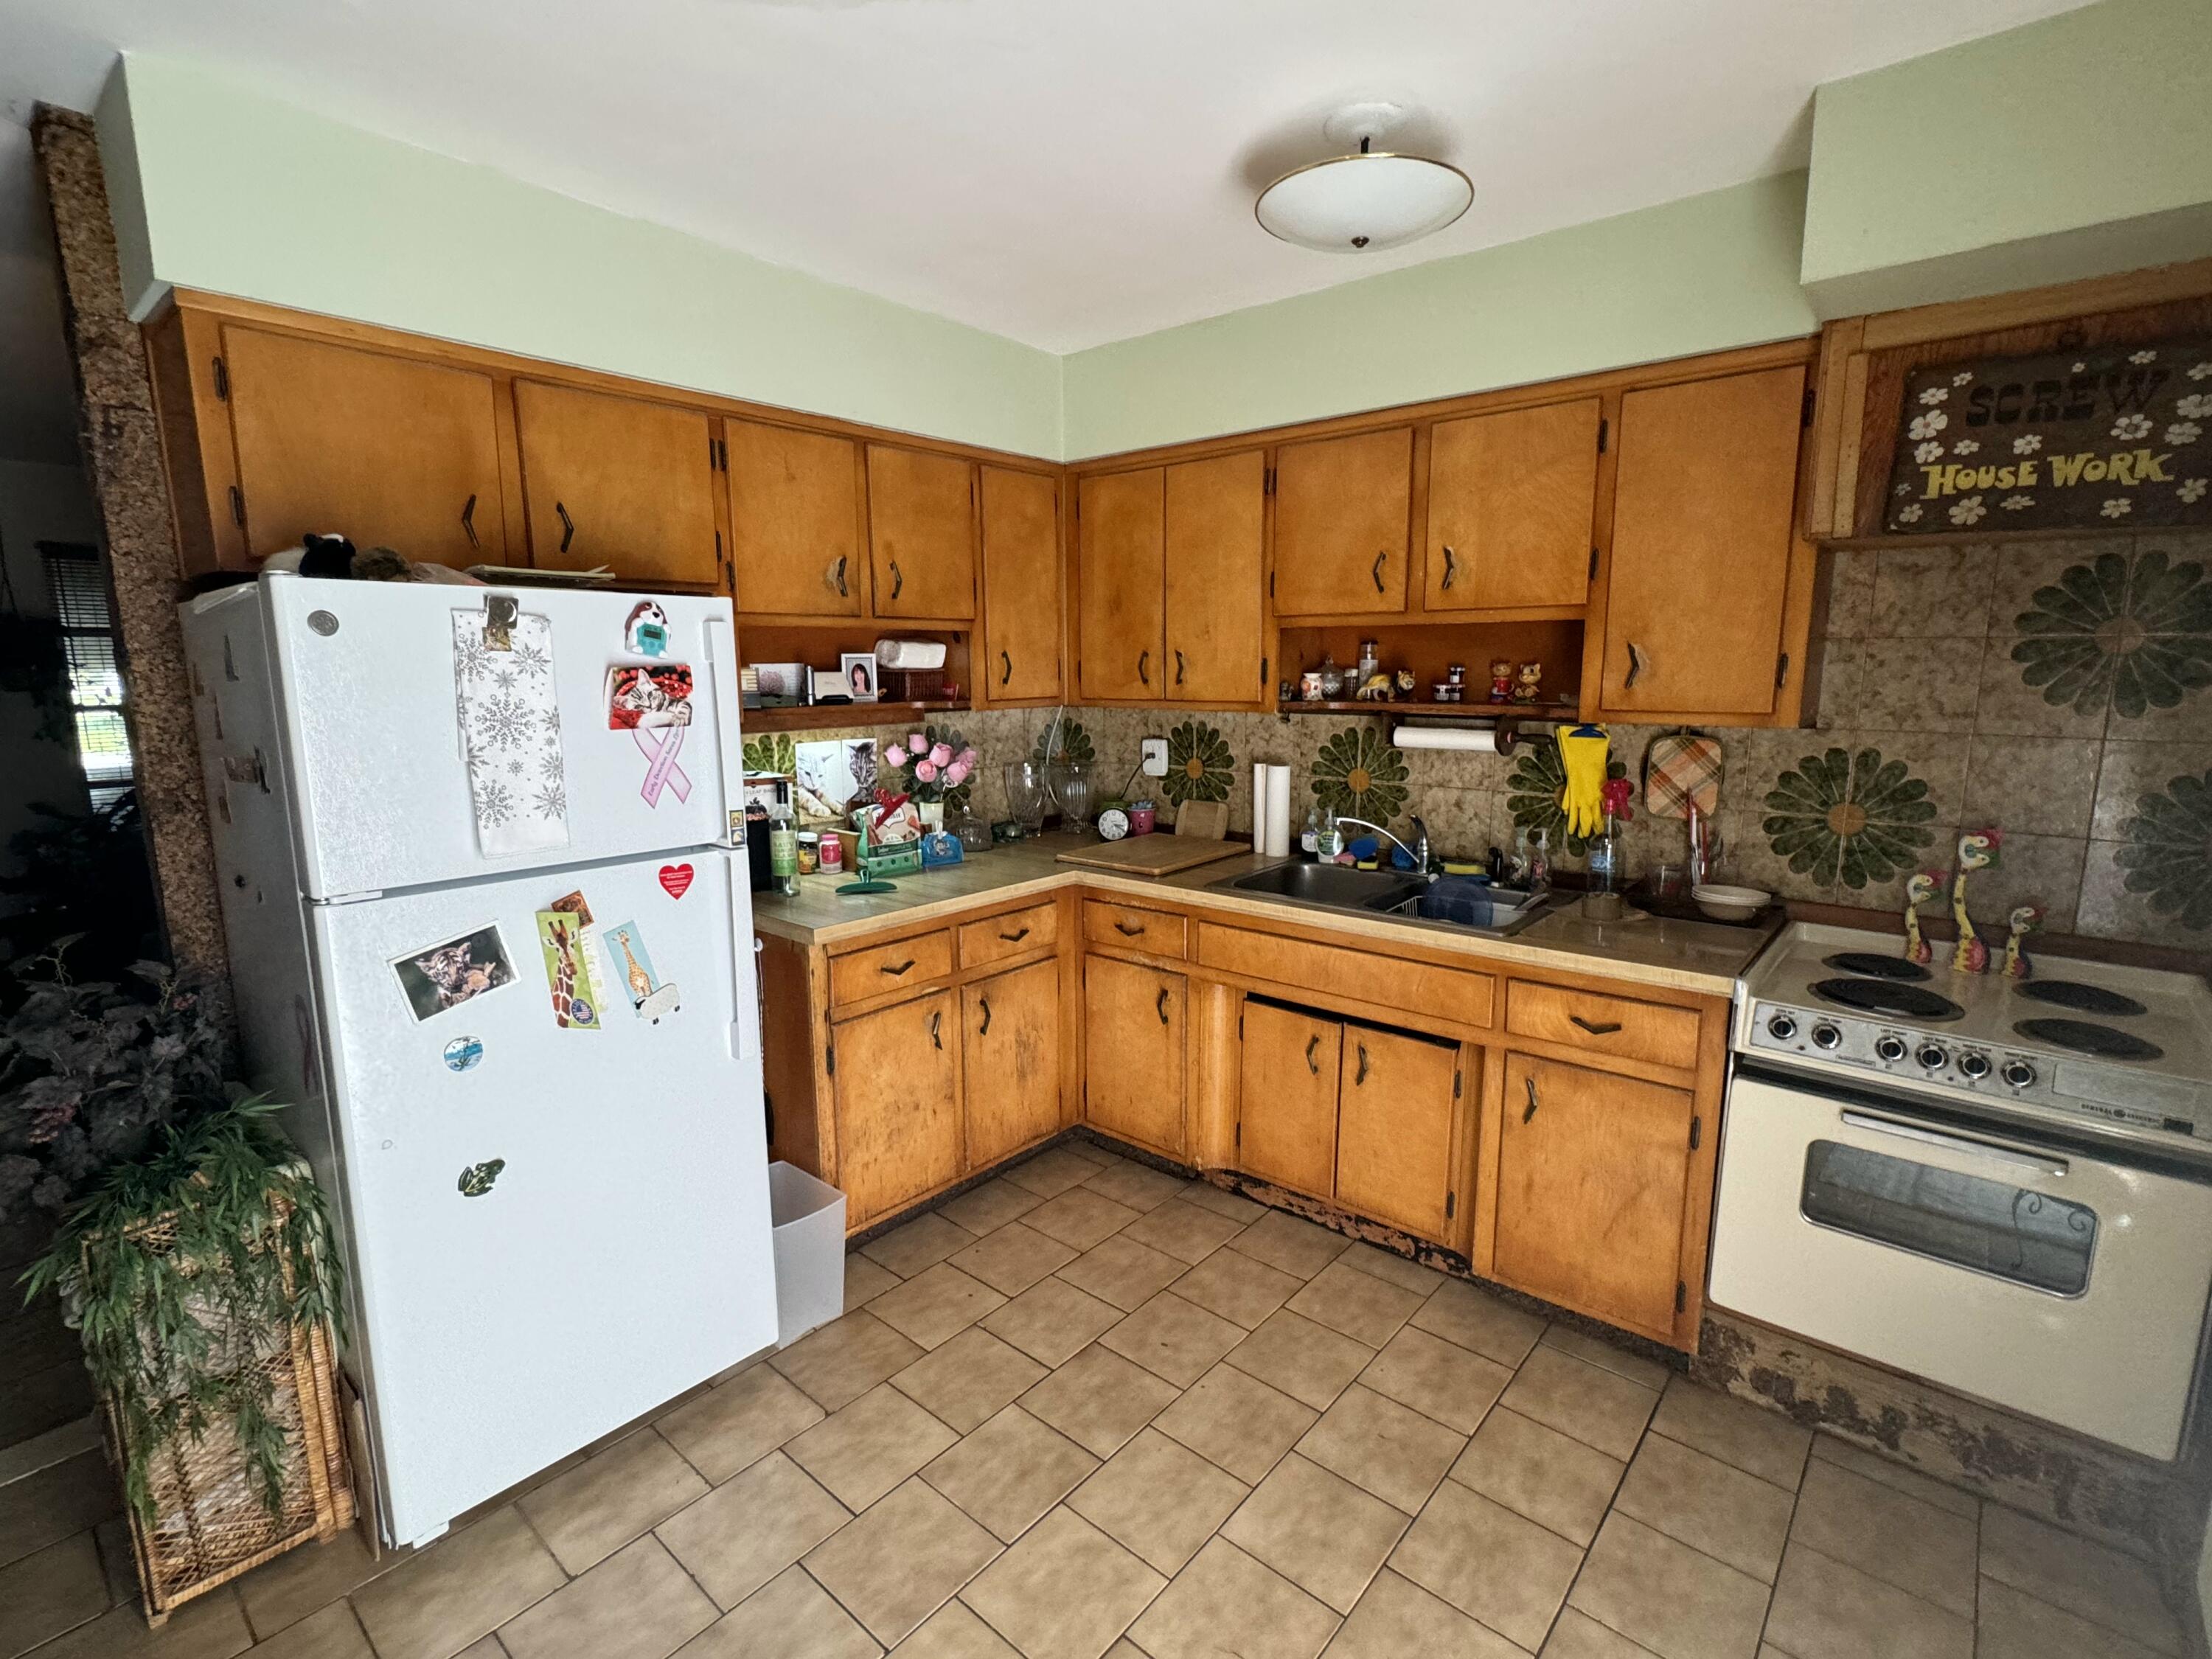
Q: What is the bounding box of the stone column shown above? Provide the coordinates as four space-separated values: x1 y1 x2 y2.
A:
30 105 229 1003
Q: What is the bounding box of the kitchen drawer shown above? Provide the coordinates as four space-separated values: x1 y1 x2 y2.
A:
1196 924 1494 1029
960 901 1060 970
1506 981 1702 1072
829 928 955 1006
1083 901 1188 959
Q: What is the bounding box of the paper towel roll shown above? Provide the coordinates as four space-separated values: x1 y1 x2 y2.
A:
1251 762 1273 855
1393 725 1500 754
1263 765 1293 858
873 639 947 669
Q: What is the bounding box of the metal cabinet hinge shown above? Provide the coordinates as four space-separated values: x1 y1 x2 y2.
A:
229 485 245 526
1688 1116 1702 1151
1587 547 1599 582
1264 467 1276 496
1445 1191 1456 1220
1597 417 1608 453
1775 652 1791 689
212 356 230 400
1234 1121 1242 1147
825 1037 835 1077
1453 1069 1462 1099
1801 387 1816 428
1676 1280 1688 1313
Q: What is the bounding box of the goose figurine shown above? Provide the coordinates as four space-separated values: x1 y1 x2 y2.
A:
1950 830 2002 975
2003 904 2044 980
1902 871 1945 965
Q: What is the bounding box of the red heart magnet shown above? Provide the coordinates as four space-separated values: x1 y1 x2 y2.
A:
658 863 695 900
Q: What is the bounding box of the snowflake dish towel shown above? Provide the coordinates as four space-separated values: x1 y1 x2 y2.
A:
452 607 571 858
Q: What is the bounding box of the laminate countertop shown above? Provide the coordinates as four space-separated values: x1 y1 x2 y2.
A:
751 835 1781 998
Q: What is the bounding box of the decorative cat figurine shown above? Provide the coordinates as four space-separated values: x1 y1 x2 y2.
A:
1902 871 1945 964
1950 830 2002 975
2003 905 2043 980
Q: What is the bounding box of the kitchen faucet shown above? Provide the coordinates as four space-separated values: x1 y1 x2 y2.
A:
1333 815 1433 879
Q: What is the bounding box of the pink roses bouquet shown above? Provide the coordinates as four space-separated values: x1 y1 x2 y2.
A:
880 724 980 814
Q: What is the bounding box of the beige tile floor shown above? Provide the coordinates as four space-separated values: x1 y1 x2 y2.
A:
1 1138 2191 1659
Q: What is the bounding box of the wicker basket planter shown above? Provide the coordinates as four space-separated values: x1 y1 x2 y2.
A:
92 1200 354 1625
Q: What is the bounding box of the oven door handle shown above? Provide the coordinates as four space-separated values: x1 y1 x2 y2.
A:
1839 1111 2070 1179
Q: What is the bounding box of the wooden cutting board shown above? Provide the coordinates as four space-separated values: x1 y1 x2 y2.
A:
1055 835 1247 877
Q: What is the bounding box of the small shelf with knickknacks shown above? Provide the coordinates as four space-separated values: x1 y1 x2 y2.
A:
1275 699 1582 722
1275 619 1589 722
740 619 971 731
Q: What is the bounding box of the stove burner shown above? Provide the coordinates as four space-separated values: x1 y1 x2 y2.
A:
2017 981 2147 1018
1822 953 1931 982
2012 1018 2164 1062
1809 978 1964 1021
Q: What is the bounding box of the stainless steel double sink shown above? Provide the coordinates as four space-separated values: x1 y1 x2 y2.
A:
1210 860 1553 938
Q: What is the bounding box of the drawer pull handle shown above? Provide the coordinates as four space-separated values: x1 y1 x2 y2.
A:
1371 550 1387 592
1570 1015 1624 1035
1155 987 1170 1026
1624 641 1647 690
1440 545 1456 590
1000 926 1031 944
1355 1043 1370 1085
461 493 480 550
1523 1076 1540 1122
890 559 904 602
1114 920 1145 937
929 1010 942 1049
1001 650 1013 686
1305 1033 1321 1074
555 501 576 554
978 995 992 1037
880 959 916 977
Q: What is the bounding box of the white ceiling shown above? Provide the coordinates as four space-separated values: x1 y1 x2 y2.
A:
1 0 2087 460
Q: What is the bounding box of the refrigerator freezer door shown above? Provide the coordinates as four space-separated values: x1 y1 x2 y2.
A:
264 578 745 899
311 850 771 1544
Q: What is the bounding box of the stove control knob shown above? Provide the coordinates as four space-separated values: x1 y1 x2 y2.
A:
2001 1058 2037 1090
1874 1034 1908 1063
1916 1043 1948 1071
1958 1051 1992 1081
1765 1013 1798 1043
1810 1023 1843 1051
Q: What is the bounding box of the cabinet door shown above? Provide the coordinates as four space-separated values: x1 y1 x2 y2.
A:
980 467 1063 703
1494 1052 1694 1340
1337 1026 1461 1242
513 380 723 586
1077 468 1165 700
869 445 976 619
1424 400 1600 611
1083 956 1185 1158
223 327 507 564
1600 366 1806 716
1237 1001 1340 1200
834 991 962 1227
964 959 1062 1169
728 421 863 616
1165 451 1267 705
1272 428 1413 616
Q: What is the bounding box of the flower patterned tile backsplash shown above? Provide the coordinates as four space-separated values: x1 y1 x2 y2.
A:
758 529 2211 955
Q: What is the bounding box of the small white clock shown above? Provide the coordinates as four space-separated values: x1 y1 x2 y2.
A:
1096 807 1130 841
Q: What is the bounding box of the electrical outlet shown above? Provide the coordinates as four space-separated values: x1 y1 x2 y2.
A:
1140 737 1169 777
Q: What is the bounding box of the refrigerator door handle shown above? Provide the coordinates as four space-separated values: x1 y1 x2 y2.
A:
703 617 745 843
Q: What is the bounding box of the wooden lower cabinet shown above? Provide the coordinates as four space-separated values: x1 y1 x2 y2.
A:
963 959 1062 1168
1336 1025 1462 1243
1083 956 1186 1158
1237 1000 1340 1200
1492 1051 1697 1342
832 990 961 1228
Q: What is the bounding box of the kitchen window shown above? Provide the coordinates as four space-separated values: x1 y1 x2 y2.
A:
42 543 134 811
1799 1138 2096 1296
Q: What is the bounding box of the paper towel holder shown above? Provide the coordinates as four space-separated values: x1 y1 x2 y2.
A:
1390 713 1548 754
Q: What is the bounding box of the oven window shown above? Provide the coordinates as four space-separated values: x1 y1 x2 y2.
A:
1801 1141 2096 1295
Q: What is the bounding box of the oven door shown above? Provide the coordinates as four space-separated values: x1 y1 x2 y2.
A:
1709 1065 2212 1461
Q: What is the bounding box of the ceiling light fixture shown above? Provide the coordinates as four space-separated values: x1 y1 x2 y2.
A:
1255 103 1472 254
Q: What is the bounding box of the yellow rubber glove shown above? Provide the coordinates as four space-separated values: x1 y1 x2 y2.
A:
1557 726 1611 841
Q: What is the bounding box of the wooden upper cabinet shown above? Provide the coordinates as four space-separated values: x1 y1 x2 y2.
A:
962 959 1062 1169
1077 469 1166 700
1164 451 1267 706
835 991 962 1227
220 327 507 565
1237 1000 1340 1201
1083 956 1186 1159
1335 1025 1461 1245
1493 1052 1696 1343
512 380 723 587
1272 427 1413 616
1423 399 1600 611
868 445 976 619
728 421 863 616
1599 366 1807 717
979 467 1062 703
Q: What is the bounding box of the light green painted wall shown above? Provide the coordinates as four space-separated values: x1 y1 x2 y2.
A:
1803 0 2212 317
97 56 1065 459
1061 175 1818 459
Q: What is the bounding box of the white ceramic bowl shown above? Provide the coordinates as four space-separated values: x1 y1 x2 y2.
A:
1692 883 1770 922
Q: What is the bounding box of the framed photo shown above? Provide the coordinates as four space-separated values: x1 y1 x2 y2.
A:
392 922 516 1022
839 653 880 703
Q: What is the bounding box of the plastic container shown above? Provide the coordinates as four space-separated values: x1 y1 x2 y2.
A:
767 1162 846 1347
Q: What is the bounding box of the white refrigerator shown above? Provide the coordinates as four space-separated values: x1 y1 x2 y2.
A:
178 575 776 1547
